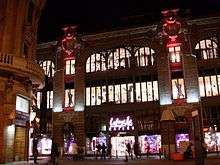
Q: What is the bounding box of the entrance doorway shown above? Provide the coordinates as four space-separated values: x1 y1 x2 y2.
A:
111 136 135 157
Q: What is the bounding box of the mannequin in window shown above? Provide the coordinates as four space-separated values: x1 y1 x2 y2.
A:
175 81 184 99
68 92 73 106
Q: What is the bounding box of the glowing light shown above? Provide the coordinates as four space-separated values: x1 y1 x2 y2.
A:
109 116 134 131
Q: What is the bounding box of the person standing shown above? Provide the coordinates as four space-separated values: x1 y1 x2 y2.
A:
51 141 59 165
107 142 112 159
32 137 38 164
101 143 107 160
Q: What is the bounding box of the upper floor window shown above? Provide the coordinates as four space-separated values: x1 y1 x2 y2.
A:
135 47 155 66
47 91 53 109
168 46 181 63
65 89 75 107
195 39 218 60
86 81 159 106
86 53 106 73
172 79 185 99
40 60 55 77
199 75 220 97
108 48 131 69
36 92 42 109
65 59 75 75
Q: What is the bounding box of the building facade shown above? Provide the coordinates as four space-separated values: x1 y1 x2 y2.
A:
36 11 220 158
0 0 45 163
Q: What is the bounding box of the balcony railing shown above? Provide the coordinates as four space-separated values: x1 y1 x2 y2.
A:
0 52 45 87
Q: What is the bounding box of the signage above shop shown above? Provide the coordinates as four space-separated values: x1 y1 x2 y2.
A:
109 116 134 131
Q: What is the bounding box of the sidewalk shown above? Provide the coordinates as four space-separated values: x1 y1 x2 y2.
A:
3 155 220 165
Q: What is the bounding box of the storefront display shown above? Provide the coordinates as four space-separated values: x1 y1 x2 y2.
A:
29 136 52 155
111 136 135 157
138 135 161 154
175 133 189 153
204 131 220 152
64 134 75 154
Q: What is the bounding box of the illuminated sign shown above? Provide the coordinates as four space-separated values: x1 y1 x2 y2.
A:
109 116 134 131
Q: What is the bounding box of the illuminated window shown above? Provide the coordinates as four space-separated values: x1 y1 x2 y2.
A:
135 47 155 66
86 88 90 106
168 46 181 63
127 83 134 103
65 89 74 107
40 60 55 77
65 59 75 75
199 75 220 97
47 91 53 109
195 39 218 60
199 77 205 97
85 81 159 106
36 92 42 109
108 48 131 69
86 53 106 73
172 79 185 99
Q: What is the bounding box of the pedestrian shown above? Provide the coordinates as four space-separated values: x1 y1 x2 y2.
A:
51 141 59 165
133 142 140 159
101 143 107 160
96 143 102 159
126 142 132 158
146 145 150 159
107 142 112 159
33 137 38 164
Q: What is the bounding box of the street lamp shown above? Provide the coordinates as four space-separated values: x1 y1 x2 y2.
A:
161 109 176 160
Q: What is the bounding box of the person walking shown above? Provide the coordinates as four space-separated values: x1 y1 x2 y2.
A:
101 143 107 160
51 141 59 165
32 137 38 164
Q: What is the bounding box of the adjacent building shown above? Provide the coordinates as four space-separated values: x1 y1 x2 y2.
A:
0 0 45 163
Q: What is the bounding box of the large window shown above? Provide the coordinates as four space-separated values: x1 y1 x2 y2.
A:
168 46 181 63
86 53 106 73
86 81 158 106
195 39 218 60
172 79 185 99
199 75 220 97
65 89 75 107
65 59 75 75
108 48 131 69
36 92 42 109
40 60 55 77
47 91 53 109
135 47 155 67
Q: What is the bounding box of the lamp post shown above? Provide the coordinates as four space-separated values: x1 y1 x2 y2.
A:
161 109 176 160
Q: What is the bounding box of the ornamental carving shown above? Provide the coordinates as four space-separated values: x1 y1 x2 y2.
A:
61 26 81 57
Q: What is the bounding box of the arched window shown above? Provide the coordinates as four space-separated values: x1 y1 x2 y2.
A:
86 53 106 73
40 60 55 77
108 48 131 70
135 47 155 67
195 39 218 60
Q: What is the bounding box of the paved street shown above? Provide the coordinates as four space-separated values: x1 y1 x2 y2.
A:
2 157 220 165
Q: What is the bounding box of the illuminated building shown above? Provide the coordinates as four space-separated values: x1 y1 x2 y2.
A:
36 10 220 158
0 0 45 163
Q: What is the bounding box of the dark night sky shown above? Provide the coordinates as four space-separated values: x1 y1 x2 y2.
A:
37 0 220 43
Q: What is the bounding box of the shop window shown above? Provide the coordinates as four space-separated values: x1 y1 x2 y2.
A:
40 60 55 77
172 79 185 99
86 53 106 73
195 39 218 60
47 91 53 109
135 47 155 67
65 59 75 75
64 89 74 107
108 48 131 70
168 46 181 63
